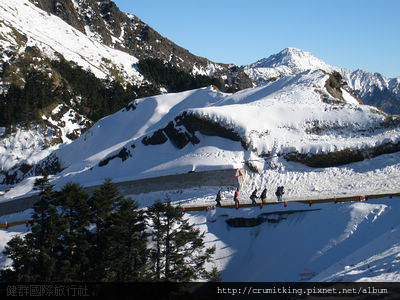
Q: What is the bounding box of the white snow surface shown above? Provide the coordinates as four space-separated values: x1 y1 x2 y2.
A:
191 62 223 77
0 0 143 82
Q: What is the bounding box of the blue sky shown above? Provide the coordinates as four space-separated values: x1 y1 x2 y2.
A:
113 0 399 78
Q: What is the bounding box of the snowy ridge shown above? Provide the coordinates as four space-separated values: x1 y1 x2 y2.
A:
0 0 143 82
244 48 400 114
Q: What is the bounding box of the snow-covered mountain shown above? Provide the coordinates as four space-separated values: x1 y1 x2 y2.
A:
2 64 400 282
0 0 253 183
243 47 400 115
0 17 399 282
243 47 336 81
0 0 252 88
3 68 400 202
28 0 252 90
0 0 143 83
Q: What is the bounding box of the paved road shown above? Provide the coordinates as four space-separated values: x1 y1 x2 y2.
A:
183 192 400 212
2 190 399 228
0 168 244 217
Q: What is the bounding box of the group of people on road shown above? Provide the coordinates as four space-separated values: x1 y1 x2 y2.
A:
215 185 285 207
250 188 268 204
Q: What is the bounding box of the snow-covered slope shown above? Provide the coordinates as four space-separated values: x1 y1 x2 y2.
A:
0 0 143 182
198 196 400 282
0 104 91 187
3 69 400 201
243 48 400 114
28 0 252 91
0 0 143 82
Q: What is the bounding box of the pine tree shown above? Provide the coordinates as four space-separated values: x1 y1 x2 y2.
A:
87 179 148 281
86 178 124 281
1 174 62 281
54 182 91 281
31 175 62 281
147 200 164 280
147 200 216 281
1 236 37 281
105 196 148 281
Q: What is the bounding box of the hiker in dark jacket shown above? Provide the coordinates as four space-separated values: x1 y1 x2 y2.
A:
250 188 258 204
275 186 284 202
215 190 222 207
260 188 267 204
233 187 240 207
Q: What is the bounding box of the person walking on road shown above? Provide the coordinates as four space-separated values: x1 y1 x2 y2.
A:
215 190 222 207
260 188 267 204
275 186 285 202
250 188 258 204
233 187 240 208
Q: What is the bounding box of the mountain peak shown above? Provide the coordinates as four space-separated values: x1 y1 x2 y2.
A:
248 47 334 72
244 48 400 114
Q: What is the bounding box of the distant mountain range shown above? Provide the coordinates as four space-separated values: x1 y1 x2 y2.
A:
243 47 400 114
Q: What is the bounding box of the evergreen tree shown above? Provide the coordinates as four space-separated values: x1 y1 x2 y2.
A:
1 175 61 281
147 200 164 280
147 200 216 281
1 236 36 281
105 196 148 281
30 174 62 281
86 179 148 281
1 179 216 283
54 182 91 281
86 178 123 281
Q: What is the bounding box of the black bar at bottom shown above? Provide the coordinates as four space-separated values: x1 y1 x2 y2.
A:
0 282 399 299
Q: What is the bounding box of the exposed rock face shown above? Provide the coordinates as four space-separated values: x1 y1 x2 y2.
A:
284 140 400 168
141 111 243 149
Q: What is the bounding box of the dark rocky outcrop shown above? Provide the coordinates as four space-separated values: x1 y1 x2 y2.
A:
98 146 132 167
142 129 168 146
141 112 244 149
284 140 400 168
324 71 344 101
175 112 242 142
163 121 200 149
1 153 62 185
